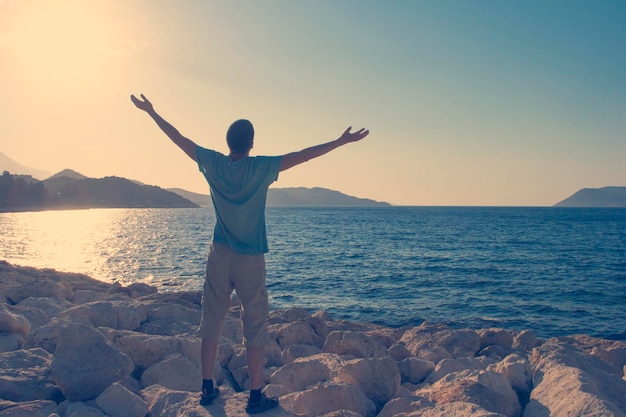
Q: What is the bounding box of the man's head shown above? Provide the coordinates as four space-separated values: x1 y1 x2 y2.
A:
226 119 254 155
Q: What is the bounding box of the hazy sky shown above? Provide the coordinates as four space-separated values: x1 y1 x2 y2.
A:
1 0 624 206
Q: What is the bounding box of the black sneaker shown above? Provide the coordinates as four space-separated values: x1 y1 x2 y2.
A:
245 393 279 414
200 387 219 406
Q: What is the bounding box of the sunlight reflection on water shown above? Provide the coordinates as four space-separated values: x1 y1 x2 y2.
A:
0 208 213 289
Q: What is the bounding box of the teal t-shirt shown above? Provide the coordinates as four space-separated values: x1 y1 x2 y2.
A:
196 146 281 254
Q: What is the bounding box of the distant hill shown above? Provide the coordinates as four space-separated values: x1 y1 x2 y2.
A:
267 187 390 207
1 153 390 209
1 171 198 211
0 152 51 180
168 188 213 207
45 168 88 181
554 186 626 207
169 186 390 207
42 174 199 209
42 169 89 197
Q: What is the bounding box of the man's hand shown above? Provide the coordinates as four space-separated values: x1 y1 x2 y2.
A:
130 93 154 113
339 127 370 144
129 93 198 161
279 126 371 171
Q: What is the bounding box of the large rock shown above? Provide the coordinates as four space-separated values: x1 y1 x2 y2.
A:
102 330 183 370
141 353 201 392
427 356 495 383
267 353 347 397
398 357 436 384
21 318 71 354
125 282 158 299
11 297 73 331
476 328 515 360
0 348 60 402
487 353 532 406
319 411 363 417
400 323 481 363
269 306 313 324
72 289 110 305
281 381 376 417
524 336 626 417
270 357 330 391
58 401 107 417
271 320 325 349
293 353 349 379
0 304 30 337
95 382 148 417
58 301 147 331
388 342 412 361
281 343 321 364
134 290 201 310
477 328 514 350
0 263 73 303
322 330 387 358
135 317 197 336
138 302 200 336
15 297 73 319
0 400 59 417
417 370 522 417
365 327 401 349
378 396 435 417
268 307 330 342
140 385 205 417
566 334 626 372
335 357 401 411
50 324 134 401
512 330 540 351
408 401 508 417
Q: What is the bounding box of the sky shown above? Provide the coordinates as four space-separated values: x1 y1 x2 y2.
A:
0 0 624 206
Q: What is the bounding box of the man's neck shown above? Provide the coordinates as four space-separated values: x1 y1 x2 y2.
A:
229 153 249 162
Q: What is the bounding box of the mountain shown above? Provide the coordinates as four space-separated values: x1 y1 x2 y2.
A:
0 152 51 179
42 174 199 209
2 155 390 209
554 186 626 207
267 187 390 207
1 171 198 211
43 169 90 198
167 188 213 207
169 186 390 207
45 168 88 181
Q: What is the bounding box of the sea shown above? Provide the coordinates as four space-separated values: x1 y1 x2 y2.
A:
1 206 625 341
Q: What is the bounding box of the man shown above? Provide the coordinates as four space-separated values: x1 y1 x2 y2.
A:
131 93 369 413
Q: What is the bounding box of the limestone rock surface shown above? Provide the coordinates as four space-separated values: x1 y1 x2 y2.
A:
0 261 625 417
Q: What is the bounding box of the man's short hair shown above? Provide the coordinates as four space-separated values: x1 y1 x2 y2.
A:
226 119 254 154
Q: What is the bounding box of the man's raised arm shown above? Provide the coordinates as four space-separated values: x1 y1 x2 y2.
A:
130 94 198 162
279 127 369 172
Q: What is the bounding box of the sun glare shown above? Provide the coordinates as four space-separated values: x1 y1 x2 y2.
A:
8 1 112 87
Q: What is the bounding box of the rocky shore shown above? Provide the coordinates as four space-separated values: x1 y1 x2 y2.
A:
1 260 625 417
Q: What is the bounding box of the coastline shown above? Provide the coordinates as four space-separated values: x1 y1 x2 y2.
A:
1 261 625 417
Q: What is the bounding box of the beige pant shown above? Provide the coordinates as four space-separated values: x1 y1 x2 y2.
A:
198 243 269 347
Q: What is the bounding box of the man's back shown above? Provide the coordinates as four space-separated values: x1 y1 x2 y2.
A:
195 146 282 254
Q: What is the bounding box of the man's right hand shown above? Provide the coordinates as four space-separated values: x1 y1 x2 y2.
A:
130 93 154 113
